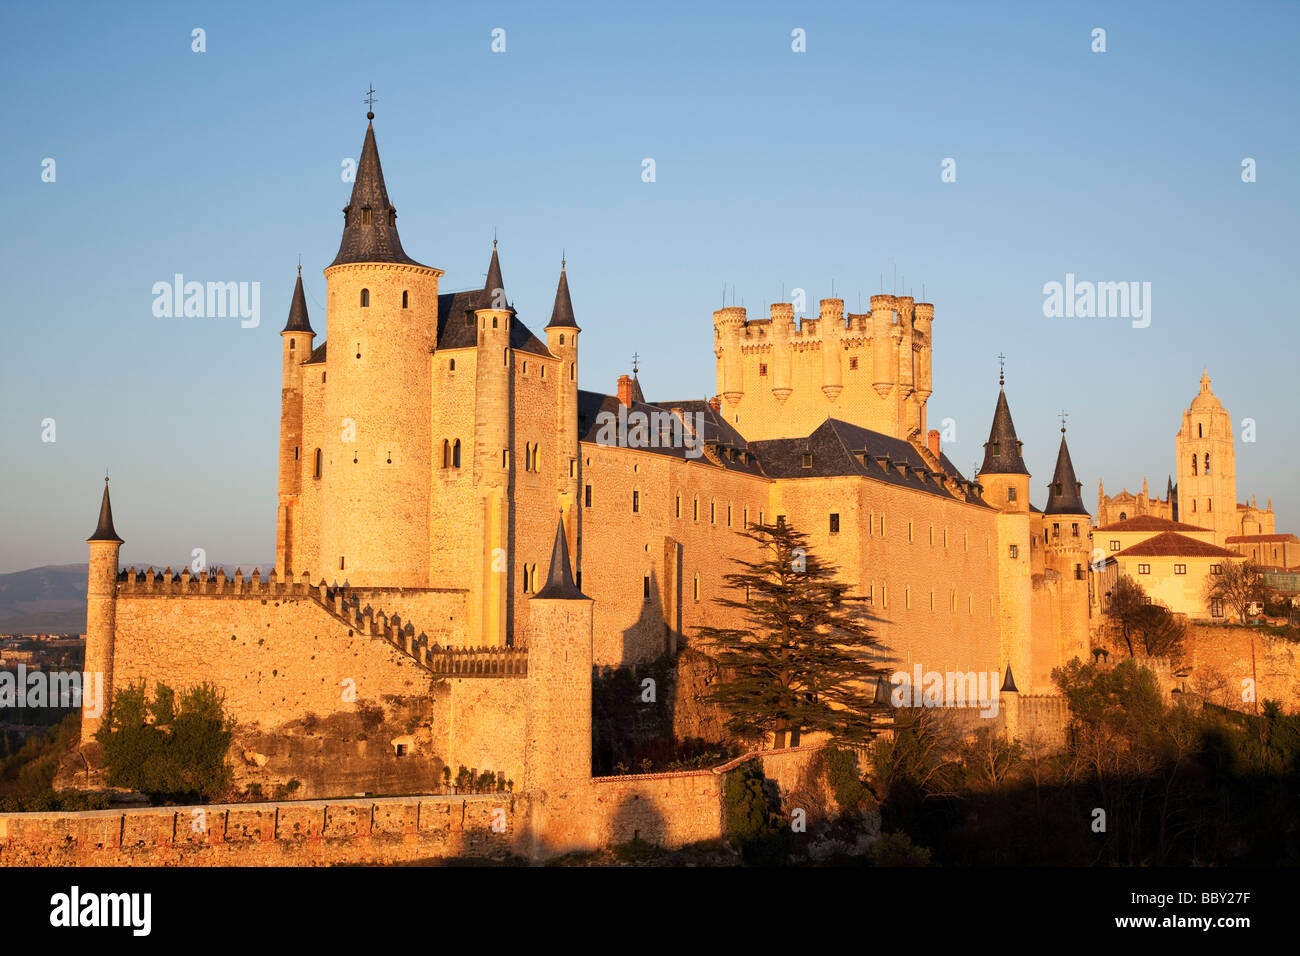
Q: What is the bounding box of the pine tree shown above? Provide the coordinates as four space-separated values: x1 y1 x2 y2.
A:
695 521 889 748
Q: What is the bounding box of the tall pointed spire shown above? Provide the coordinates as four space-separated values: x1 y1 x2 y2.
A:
533 518 585 600
484 240 507 308
546 257 580 331
1044 427 1089 516
979 378 1029 476
329 114 424 268
281 266 314 334
88 476 123 543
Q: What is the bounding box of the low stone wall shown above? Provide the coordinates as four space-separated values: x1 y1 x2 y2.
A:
0 794 514 867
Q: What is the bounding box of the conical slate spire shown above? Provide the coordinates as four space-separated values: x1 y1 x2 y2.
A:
483 240 508 309
979 387 1029 476
533 518 585 600
329 118 424 268
1000 665 1018 694
1044 430 1089 516
281 267 314 335
546 259 580 331
88 477 123 543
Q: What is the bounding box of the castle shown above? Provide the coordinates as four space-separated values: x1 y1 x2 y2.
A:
73 113 1102 854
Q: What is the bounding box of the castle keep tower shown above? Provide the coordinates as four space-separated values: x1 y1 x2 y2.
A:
275 267 314 579
318 114 444 587
978 376 1033 693
1176 370 1237 547
83 478 122 744
712 290 935 442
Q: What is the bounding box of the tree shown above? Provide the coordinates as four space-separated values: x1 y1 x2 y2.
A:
95 681 234 802
1203 560 1266 624
695 522 889 748
1104 575 1187 660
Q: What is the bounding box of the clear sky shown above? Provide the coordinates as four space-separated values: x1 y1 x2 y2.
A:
1 0 1297 573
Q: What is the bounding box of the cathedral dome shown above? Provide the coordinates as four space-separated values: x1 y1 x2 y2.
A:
1189 368 1223 412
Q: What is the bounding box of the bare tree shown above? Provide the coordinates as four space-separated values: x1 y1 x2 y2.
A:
1203 560 1266 624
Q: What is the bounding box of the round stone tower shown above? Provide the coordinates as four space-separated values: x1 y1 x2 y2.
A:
545 258 582 565
318 114 443 587
83 477 122 745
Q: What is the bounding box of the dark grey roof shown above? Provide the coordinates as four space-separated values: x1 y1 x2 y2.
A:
88 478 123 543
576 392 766 475
751 419 987 504
979 388 1029 476
1000 665 1018 694
533 518 587 600
433 245 550 356
282 269 314 335
547 265 579 330
329 121 427 269
626 375 646 405
1043 433 1089 516
303 342 327 365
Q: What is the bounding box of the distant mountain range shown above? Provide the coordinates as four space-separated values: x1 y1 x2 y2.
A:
0 562 271 635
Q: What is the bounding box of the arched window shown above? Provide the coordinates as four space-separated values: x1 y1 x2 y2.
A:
313 449 322 479
401 291 409 309
360 289 370 307
569 363 575 381
442 440 450 469
1191 454 1197 476
452 440 461 468
289 338 295 350
1198 423 1203 437
559 334 565 345
449 358 456 371
1205 453 1210 475
1119 511 1127 521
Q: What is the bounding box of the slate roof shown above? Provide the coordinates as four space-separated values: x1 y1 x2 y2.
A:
1226 533 1299 544
329 120 427 269
88 478 123 543
979 388 1029 476
1116 532 1239 559
282 269 314 335
434 245 550 356
547 264 579 330
1043 434 1089 516
303 342 327 365
532 519 587 600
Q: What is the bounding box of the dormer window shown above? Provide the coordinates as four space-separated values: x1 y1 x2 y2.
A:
388 208 396 226
992 442 1001 455
361 207 372 225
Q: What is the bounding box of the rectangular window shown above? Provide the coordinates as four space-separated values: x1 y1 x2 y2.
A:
908 521 914 542
1009 544 1019 559
632 490 640 513
710 501 716 524
1210 564 1222 575
849 356 859 370
1071 523 1079 537
727 504 733 527
801 453 813 468
693 576 700 602
1138 563 1151 575
865 583 873 605
1174 563 1187 575
675 494 681 518
1007 486 1017 502
643 575 651 601
1110 540 1120 552
759 363 768 376
829 513 840 534
584 484 592 508
1211 598 1224 617
694 498 699 521
1052 522 1060 538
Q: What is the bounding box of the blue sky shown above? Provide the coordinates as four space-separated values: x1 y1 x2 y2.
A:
1 0 1297 572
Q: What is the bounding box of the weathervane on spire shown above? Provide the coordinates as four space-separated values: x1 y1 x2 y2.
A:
997 352 1006 387
632 352 640 375
365 84 377 119
1058 409 1069 434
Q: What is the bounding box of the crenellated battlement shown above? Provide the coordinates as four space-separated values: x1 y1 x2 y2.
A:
711 288 936 441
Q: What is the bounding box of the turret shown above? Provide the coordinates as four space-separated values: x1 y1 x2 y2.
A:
769 303 794 404
319 111 442 588
870 294 895 397
714 306 746 405
978 375 1030 512
474 241 513 645
545 257 581 567
276 267 314 578
895 296 915 398
819 298 844 401
83 477 123 745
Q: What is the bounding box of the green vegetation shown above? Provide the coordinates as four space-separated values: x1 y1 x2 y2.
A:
0 713 109 811
95 681 234 804
696 521 889 748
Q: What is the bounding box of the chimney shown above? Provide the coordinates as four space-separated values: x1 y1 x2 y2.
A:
927 429 941 458
617 374 635 408
708 395 721 414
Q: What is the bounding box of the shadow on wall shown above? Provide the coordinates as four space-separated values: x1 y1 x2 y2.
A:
606 790 669 849
618 566 670 665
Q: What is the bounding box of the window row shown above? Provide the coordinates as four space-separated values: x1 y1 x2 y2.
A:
357 288 410 309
